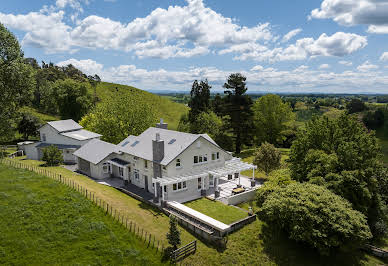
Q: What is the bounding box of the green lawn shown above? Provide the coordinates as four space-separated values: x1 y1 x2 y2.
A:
184 198 248 224
5 157 385 265
0 163 164 265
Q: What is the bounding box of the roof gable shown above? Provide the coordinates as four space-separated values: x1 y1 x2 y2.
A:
118 127 220 165
46 119 83 133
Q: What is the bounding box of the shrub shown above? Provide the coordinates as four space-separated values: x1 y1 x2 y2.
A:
42 145 63 166
258 183 372 255
253 142 281 176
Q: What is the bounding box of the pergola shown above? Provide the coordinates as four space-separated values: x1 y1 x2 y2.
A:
153 157 256 200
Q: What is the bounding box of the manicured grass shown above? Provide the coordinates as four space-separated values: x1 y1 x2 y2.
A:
184 198 248 224
95 82 189 130
5 157 384 265
0 163 164 265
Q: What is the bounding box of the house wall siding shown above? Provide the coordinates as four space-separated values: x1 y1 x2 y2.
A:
39 124 90 146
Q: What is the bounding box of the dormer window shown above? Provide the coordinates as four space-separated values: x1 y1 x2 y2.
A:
176 159 181 168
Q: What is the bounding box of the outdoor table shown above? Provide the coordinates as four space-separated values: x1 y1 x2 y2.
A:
232 187 245 195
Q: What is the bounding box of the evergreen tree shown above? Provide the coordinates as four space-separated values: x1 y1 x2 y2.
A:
223 73 254 154
188 79 211 123
166 215 181 250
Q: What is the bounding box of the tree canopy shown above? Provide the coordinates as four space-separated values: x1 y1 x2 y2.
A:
80 93 156 144
252 94 295 145
259 182 372 255
188 79 211 123
253 142 281 176
289 114 388 237
0 23 35 142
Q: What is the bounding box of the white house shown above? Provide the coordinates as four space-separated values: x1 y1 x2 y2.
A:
22 119 101 163
73 119 256 203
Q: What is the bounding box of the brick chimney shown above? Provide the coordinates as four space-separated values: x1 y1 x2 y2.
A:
156 118 168 129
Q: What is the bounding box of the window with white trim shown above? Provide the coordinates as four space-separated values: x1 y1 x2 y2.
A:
209 174 214 187
118 167 124 177
172 181 187 192
212 152 220 160
102 162 111 174
42 134 46 142
194 154 208 164
134 169 140 180
194 156 198 164
144 160 148 169
176 158 181 168
204 154 207 162
197 177 202 190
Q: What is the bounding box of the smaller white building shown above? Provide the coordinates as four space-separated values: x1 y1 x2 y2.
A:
22 119 101 164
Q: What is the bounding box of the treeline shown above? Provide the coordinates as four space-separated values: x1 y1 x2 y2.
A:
0 23 100 142
178 74 295 153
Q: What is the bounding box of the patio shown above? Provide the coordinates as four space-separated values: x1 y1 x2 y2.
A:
206 175 262 200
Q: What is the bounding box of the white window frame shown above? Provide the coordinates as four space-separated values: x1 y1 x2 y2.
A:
197 177 202 190
102 163 111 174
134 169 140 180
172 181 188 192
176 158 181 168
118 166 124 177
209 174 214 187
194 154 208 165
212 152 220 161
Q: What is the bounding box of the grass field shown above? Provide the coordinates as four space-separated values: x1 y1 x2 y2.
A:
184 198 248 224
4 157 385 265
0 163 164 265
94 82 189 130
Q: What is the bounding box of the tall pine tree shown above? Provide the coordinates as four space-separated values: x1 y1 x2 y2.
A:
188 79 211 123
223 73 254 154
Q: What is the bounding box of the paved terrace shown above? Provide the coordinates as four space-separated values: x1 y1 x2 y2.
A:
206 175 262 200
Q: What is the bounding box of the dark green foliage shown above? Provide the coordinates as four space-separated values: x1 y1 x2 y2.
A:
363 108 385 130
259 183 372 255
289 114 388 238
253 142 281 176
52 79 93 121
0 23 35 142
211 93 225 116
42 145 63 166
223 73 254 154
346 98 367 114
188 79 211 123
166 215 181 250
17 112 41 139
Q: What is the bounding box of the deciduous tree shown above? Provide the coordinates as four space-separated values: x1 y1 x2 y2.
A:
253 142 281 176
252 94 295 145
17 112 41 140
42 145 63 166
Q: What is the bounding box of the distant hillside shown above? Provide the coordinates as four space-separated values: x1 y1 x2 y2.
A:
92 82 188 130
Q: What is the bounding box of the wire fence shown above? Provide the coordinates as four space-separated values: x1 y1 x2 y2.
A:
0 158 165 254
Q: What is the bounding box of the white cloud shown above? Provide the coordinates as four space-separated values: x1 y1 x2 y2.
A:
339 60 353 66
319 64 330 69
222 32 367 62
380 52 388 61
59 58 388 93
282 28 302 42
310 0 388 34
0 0 273 58
357 61 379 72
57 58 104 74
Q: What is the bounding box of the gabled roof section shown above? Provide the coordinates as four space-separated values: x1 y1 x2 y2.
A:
60 129 102 141
47 119 83 133
73 139 118 165
118 127 220 165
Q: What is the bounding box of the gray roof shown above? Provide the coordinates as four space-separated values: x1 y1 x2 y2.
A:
118 127 218 165
36 142 81 149
73 139 118 165
47 119 83 133
61 129 102 141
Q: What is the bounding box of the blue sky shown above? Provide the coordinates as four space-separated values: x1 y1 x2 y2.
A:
1 0 388 93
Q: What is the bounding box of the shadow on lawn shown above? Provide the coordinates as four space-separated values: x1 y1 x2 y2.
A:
260 224 369 266
138 201 164 218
